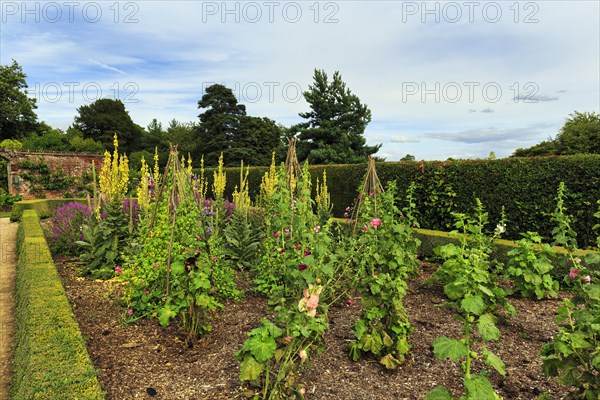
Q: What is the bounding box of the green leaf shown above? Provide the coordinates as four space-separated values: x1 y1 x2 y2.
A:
464 374 500 400
171 260 185 275
425 386 455 400
569 332 592 349
247 336 277 363
433 336 468 361
557 365 582 387
461 295 485 316
157 305 177 326
239 356 264 383
478 314 500 341
482 346 506 376
348 341 361 361
379 353 401 369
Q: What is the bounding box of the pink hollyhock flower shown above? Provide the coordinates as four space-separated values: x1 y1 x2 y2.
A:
314 225 320 232
304 249 311 256
143 290 149 295
274 231 279 238
298 264 308 271
583 275 591 284
298 284 322 317
128 309 133 315
346 299 354 306
363 224 368 232
115 266 122 275
569 269 579 279
370 218 382 229
212 255 217 262
153 263 159 268
295 243 300 251
298 349 308 361
279 248 286 254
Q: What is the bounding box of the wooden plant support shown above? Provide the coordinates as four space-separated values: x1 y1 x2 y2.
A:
351 156 384 234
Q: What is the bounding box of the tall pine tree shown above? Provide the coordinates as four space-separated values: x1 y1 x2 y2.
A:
294 69 380 164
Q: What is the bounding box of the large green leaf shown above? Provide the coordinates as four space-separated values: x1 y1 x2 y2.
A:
482 347 506 376
433 336 468 361
171 259 185 275
379 353 401 369
477 314 500 341
158 305 177 326
461 295 485 316
239 356 264 383
425 386 455 400
247 336 277 363
464 374 500 400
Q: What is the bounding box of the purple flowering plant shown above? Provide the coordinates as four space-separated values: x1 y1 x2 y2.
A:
48 202 92 255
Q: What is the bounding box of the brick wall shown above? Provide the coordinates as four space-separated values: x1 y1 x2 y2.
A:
1 150 104 199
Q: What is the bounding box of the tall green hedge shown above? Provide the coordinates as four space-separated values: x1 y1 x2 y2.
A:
202 155 600 248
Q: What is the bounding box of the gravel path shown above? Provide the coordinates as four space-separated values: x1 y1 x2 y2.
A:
0 218 18 400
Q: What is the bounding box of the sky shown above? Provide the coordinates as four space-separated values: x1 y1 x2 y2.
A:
1 0 599 161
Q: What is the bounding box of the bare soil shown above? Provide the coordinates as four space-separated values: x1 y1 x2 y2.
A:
54 257 575 400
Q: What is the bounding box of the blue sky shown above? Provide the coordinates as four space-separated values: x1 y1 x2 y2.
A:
1 0 599 160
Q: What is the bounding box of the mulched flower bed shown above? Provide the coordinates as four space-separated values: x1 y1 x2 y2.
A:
55 257 575 400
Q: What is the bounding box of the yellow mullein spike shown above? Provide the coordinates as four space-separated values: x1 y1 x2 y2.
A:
136 156 150 211
212 153 226 201
98 134 129 203
187 153 193 175
153 146 160 184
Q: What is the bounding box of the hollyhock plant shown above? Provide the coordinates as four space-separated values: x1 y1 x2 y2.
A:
298 283 322 317
569 269 579 279
370 218 382 229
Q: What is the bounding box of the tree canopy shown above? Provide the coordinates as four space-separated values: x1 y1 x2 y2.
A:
73 98 144 153
512 111 600 157
0 60 38 139
294 69 380 164
196 84 282 166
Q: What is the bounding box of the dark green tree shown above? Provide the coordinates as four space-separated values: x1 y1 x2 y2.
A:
294 69 380 164
555 111 600 154
231 116 282 165
196 84 245 165
512 111 600 157
0 60 38 139
73 98 143 153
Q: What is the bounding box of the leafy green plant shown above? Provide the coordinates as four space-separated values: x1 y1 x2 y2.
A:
541 275 599 399
505 231 559 299
78 200 132 279
348 179 420 369
235 283 328 399
427 199 512 399
224 210 263 270
433 199 514 317
0 191 21 208
426 298 505 400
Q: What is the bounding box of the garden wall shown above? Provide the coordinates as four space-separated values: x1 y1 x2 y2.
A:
11 210 104 399
203 155 600 248
0 149 103 199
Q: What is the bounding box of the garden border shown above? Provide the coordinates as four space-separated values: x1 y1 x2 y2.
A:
10 198 87 221
10 209 104 399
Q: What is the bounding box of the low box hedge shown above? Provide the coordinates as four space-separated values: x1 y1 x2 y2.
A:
11 210 104 399
10 198 87 222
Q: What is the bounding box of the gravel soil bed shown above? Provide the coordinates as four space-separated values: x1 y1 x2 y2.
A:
55 257 575 400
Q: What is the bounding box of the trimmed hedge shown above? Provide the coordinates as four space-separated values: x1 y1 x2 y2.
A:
11 210 104 399
10 198 88 222
203 155 600 248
